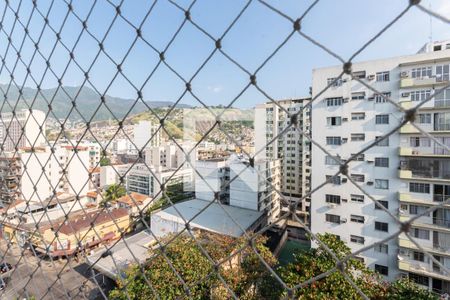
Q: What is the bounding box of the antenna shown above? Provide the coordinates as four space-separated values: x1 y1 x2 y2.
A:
429 2 433 43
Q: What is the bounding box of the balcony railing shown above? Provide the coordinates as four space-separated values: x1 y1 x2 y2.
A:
433 194 450 202
435 99 450 108
433 218 450 228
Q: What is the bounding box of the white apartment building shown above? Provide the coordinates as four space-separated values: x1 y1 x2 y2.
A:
255 99 311 229
229 157 281 224
194 159 229 203
19 145 90 202
100 164 130 188
133 121 161 150
311 40 450 292
126 164 193 199
0 109 46 152
145 143 196 170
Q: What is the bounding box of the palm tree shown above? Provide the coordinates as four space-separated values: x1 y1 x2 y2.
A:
100 184 126 207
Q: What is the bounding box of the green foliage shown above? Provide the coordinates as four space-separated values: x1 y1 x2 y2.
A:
100 184 126 207
385 278 438 300
99 155 110 166
274 233 438 300
109 233 276 300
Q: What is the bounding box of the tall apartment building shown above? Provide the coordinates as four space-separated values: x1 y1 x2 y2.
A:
255 99 311 234
193 156 281 225
0 153 21 204
133 121 161 150
229 157 281 225
311 40 450 292
0 109 46 152
19 145 90 202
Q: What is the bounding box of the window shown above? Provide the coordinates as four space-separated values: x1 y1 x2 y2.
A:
350 174 365 182
435 88 450 108
374 243 388 254
350 235 364 244
411 67 432 78
327 116 342 126
326 137 341 145
351 194 364 203
326 194 341 204
325 155 341 165
375 114 389 124
409 205 429 216
375 221 389 232
351 134 365 141
327 77 343 87
418 113 431 124
374 264 389 276
353 71 366 79
413 251 425 262
409 273 429 286
350 215 365 223
436 64 449 82
409 182 430 194
410 137 431 147
411 228 430 240
375 157 389 167
411 90 431 102
351 112 365 120
352 153 365 161
326 214 340 224
375 136 389 146
326 175 341 185
375 179 389 189
375 92 391 103
326 97 343 106
351 92 365 100
375 200 389 209
376 71 390 82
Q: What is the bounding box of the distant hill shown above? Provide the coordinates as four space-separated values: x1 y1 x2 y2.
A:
0 84 191 121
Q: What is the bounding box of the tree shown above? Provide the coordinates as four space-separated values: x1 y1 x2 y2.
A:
109 232 277 300
274 233 438 300
100 184 126 207
385 278 438 300
99 155 110 166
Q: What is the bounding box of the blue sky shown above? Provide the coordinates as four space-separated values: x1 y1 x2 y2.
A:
0 0 449 108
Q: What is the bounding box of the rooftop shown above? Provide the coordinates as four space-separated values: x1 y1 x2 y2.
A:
153 199 263 237
87 230 155 279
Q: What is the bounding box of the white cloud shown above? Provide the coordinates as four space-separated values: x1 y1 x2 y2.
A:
207 85 223 93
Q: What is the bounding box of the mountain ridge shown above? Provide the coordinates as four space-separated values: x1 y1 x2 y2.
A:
0 84 192 121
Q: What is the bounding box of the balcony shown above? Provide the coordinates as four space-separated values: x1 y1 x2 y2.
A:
399 169 413 179
398 238 450 257
400 77 449 88
399 159 450 182
399 123 420 134
399 192 450 207
399 147 450 158
398 258 450 281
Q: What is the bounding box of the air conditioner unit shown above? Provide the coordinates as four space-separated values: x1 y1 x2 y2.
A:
327 203 337 209
342 118 348 122
342 198 348 202
342 178 348 183
367 181 374 185
340 218 347 223
367 75 375 80
400 71 409 78
368 97 374 101
401 92 410 97
343 98 349 103
342 138 348 143
366 159 374 163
